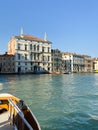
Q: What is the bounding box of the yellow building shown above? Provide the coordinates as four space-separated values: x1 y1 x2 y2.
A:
93 58 98 72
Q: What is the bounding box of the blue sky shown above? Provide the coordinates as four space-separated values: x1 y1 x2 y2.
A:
0 0 98 57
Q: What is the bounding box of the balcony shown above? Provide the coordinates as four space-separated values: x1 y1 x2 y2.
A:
28 50 42 53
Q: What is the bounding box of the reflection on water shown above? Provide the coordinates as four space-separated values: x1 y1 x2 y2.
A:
0 73 98 130
0 83 3 90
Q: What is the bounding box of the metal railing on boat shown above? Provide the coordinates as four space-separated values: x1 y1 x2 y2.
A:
8 99 33 130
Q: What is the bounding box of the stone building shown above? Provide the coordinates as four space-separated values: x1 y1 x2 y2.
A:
93 58 98 72
62 52 72 73
72 53 84 72
0 52 15 73
8 32 52 73
62 52 93 73
83 55 93 72
51 49 62 73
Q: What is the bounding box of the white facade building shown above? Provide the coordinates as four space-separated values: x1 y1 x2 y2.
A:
8 33 52 73
62 52 72 72
93 58 98 72
62 52 92 73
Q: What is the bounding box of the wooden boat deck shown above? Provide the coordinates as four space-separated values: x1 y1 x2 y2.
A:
0 93 41 130
0 121 14 130
0 111 14 130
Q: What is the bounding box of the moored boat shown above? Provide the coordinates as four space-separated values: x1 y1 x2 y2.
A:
63 71 71 74
0 93 41 130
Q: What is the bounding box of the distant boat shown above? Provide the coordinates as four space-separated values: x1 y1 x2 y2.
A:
34 71 45 74
0 93 41 130
63 71 71 74
33 70 49 74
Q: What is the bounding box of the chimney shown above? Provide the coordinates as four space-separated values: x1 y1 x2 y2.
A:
20 27 24 38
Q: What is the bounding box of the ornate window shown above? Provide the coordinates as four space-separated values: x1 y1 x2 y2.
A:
18 43 21 50
30 44 32 50
25 54 27 60
25 44 27 51
18 54 21 60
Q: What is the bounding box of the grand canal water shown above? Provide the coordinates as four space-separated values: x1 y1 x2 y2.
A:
0 73 98 130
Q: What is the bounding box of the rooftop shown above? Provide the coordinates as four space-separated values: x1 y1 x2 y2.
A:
0 53 14 57
15 34 52 43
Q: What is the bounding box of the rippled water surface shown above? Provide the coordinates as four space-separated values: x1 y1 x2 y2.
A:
0 73 98 130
